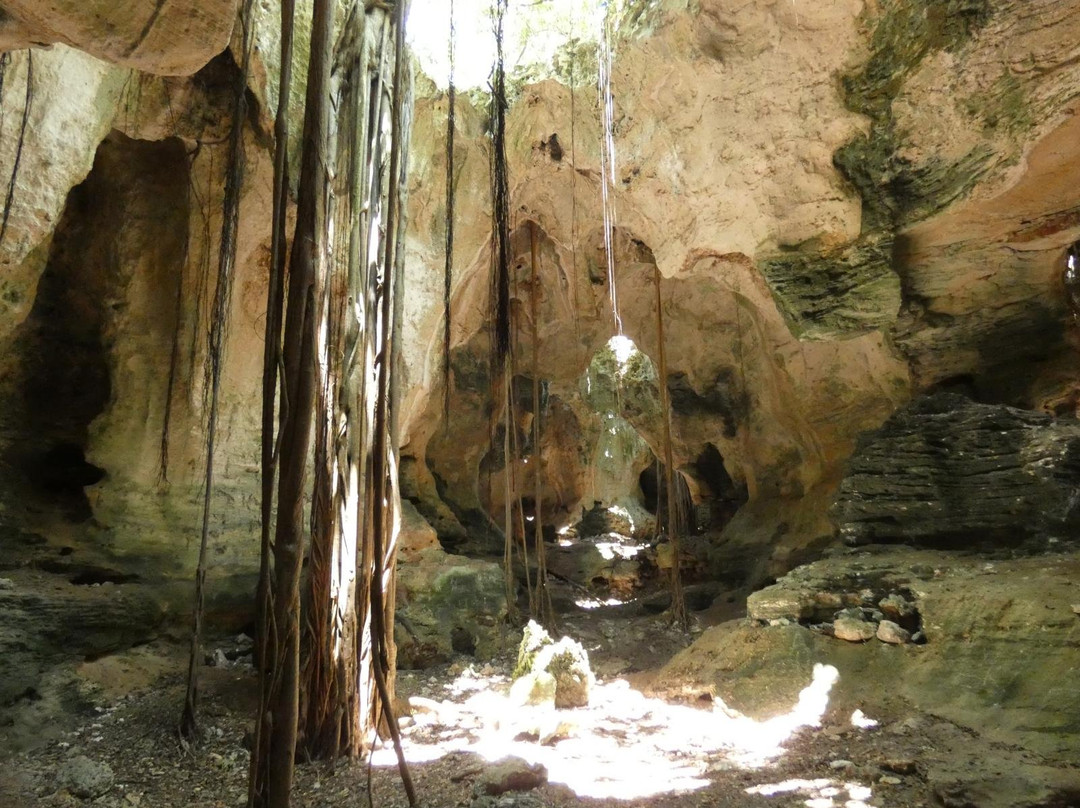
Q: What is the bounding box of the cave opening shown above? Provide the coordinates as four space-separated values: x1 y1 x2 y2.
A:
2 130 188 526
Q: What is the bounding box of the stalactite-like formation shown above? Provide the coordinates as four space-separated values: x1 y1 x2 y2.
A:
180 0 257 742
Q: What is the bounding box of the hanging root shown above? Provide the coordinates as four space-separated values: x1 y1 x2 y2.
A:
489 0 519 620
489 0 512 367
654 264 688 630
443 0 456 427
158 221 190 485
529 221 554 627
181 0 258 742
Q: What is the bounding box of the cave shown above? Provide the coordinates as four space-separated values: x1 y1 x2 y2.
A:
1 2 1080 807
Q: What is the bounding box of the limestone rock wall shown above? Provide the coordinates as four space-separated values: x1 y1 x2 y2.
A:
3 0 1080 613
0 32 271 604
0 0 238 76
832 393 1080 548
400 0 1080 569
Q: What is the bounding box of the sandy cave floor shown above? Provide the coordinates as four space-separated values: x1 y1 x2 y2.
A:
2 597 1061 808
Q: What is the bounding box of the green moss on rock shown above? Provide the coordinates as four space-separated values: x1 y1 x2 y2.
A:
835 0 995 232
963 70 1034 134
760 236 901 339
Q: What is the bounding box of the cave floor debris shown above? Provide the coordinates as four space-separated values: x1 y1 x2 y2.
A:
3 592 1072 808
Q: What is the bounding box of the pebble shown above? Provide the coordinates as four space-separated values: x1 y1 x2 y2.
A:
0 578 14 590
880 593 916 620
829 759 855 770
880 775 902 785
834 615 877 642
877 619 911 644
882 757 917 774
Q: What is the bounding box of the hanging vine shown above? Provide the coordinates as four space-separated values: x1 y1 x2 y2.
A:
489 0 520 617
180 0 257 742
654 264 688 630
529 221 554 626
443 0 457 425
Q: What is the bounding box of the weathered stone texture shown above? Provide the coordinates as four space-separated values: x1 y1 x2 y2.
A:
832 393 1080 548
0 0 237 76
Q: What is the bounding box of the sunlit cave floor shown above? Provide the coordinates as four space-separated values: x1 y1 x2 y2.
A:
3 569 1080 808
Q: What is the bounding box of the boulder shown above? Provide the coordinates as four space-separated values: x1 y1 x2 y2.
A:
658 547 1080 761
508 671 557 709
395 547 507 669
877 620 911 645
513 621 595 709
532 638 594 709
833 394 1080 549
513 620 554 679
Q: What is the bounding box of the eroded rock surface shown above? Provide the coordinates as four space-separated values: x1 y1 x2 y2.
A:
676 546 1080 761
832 393 1080 548
0 0 237 75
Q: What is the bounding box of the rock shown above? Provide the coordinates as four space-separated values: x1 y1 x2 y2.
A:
397 500 442 563
475 757 548 796
0 578 13 590
747 588 816 623
1071 604 1080 616
513 622 594 709
877 620 911 645
829 759 855 770
514 621 553 679
538 716 577 746
834 615 877 642
472 794 544 808
761 235 900 339
0 571 164 709
394 547 507 669
883 757 918 775
880 775 902 785
879 593 916 622
658 547 1080 767
833 394 1080 548
532 638 594 709
0 47 128 345
56 755 114 800
545 540 642 599
0 0 235 75
508 671 557 708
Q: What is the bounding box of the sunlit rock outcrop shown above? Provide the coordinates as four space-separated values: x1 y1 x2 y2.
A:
0 0 237 75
